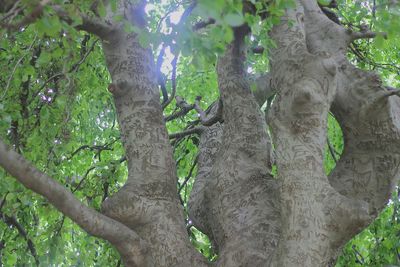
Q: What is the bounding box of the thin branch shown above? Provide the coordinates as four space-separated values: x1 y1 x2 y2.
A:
72 166 96 193
1 34 37 101
54 215 65 236
194 97 223 126
70 39 99 72
0 0 52 31
327 138 338 163
0 194 7 210
349 43 400 75
169 126 204 140
51 6 114 39
349 27 387 41
1 1 114 39
192 18 215 31
31 38 99 103
0 0 22 21
66 140 114 161
352 245 365 265
162 2 196 110
164 96 195 122
162 54 178 109
194 96 207 120
155 2 181 33
0 200 39 266
178 157 198 195
157 45 168 104
0 139 147 266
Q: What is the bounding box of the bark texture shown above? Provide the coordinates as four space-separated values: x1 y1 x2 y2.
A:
267 0 400 265
189 28 280 266
98 2 208 266
0 0 399 266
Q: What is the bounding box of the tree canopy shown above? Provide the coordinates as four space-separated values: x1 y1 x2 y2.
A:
0 0 399 266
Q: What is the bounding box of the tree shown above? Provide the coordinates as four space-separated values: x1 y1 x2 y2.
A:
0 0 399 266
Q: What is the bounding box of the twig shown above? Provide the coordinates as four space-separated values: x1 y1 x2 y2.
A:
162 54 178 109
0 0 23 23
157 45 168 104
169 126 204 140
31 38 99 103
327 138 338 163
0 139 147 266
162 2 196 110
178 157 198 195
72 166 96 193
192 18 215 31
0 202 39 266
194 97 223 126
352 245 365 265
54 215 65 236
1 34 37 101
66 140 114 161
164 96 195 122
0 0 51 31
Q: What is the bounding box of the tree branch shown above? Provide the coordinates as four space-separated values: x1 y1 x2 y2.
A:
0 203 39 266
162 53 178 110
52 6 114 40
349 28 387 41
0 1 114 39
162 2 196 110
157 45 168 105
0 139 148 266
192 18 215 31
164 96 195 122
194 97 223 126
169 126 204 140
0 0 51 31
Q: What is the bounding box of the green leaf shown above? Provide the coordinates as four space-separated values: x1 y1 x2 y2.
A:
40 107 50 121
6 253 17 265
97 1 107 18
37 52 52 66
374 34 386 48
318 0 331 5
223 13 244 27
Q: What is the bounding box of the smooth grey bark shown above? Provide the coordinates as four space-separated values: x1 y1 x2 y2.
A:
267 0 400 266
0 0 399 266
189 27 280 266
0 140 148 266
97 2 208 266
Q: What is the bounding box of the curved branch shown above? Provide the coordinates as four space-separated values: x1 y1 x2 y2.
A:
0 139 147 266
0 1 114 39
164 96 195 122
156 45 168 104
194 97 223 126
53 7 114 39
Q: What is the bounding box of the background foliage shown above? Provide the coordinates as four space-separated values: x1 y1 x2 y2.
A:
0 0 399 265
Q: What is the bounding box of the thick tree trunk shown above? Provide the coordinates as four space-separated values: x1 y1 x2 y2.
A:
266 0 400 266
189 27 280 266
97 5 208 266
